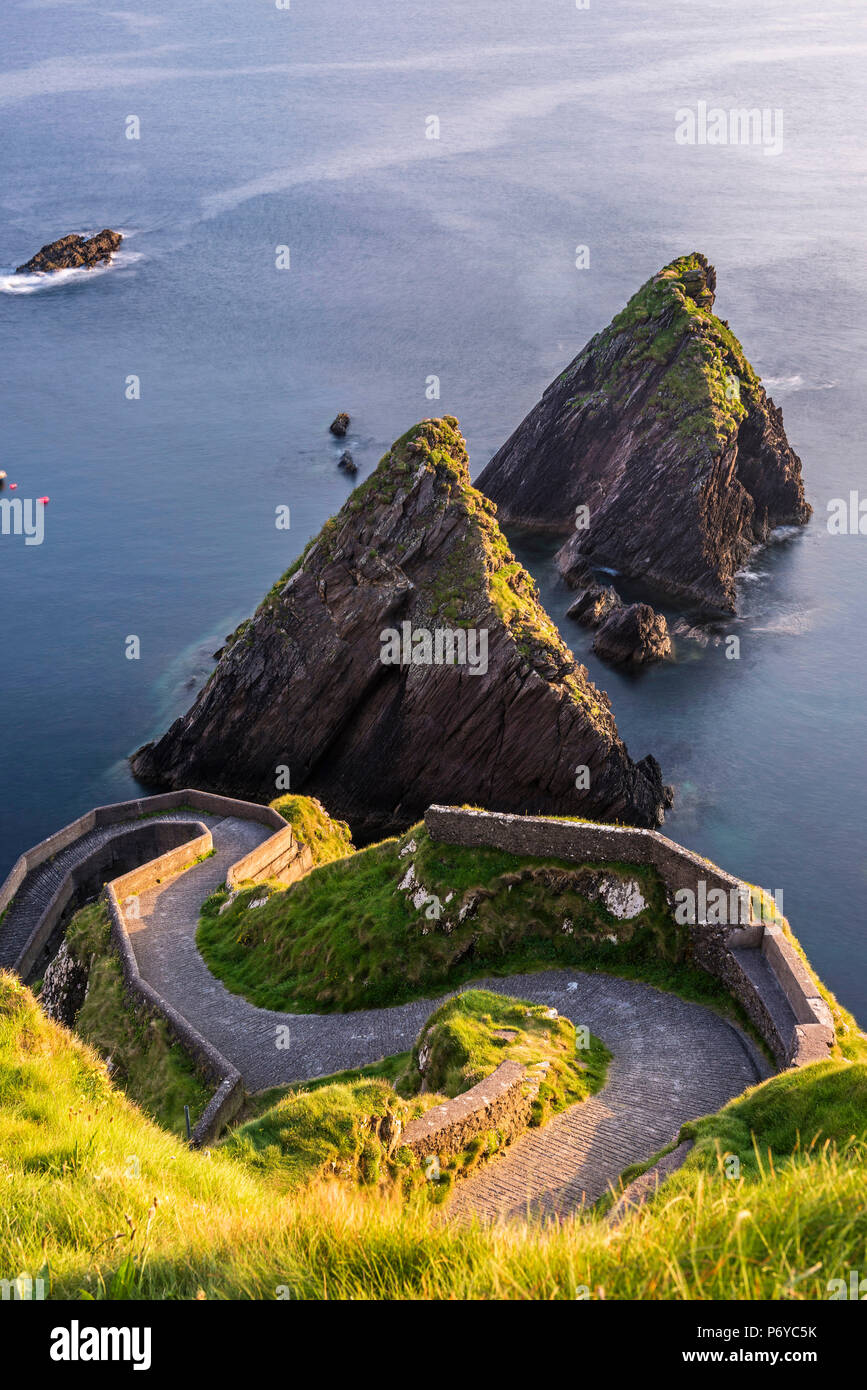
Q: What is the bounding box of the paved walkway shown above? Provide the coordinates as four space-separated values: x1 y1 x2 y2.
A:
125 815 770 1218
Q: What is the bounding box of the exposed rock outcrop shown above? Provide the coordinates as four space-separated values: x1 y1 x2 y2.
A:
338 450 357 474
592 604 673 666
131 417 669 839
329 413 350 437
566 583 622 627
40 939 89 1026
477 254 810 614
17 229 123 274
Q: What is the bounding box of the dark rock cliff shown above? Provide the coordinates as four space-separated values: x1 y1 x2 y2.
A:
476 255 810 614
131 417 669 840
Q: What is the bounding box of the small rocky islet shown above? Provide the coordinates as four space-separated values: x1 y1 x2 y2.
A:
16 228 123 274
477 252 810 645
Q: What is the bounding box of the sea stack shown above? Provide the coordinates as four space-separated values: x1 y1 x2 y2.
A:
477 254 810 614
131 416 670 840
16 229 123 274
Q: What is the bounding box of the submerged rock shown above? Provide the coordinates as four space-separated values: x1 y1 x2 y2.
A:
592 604 673 666
131 416 669 839
329 412 351 437
17 229 123 274
477 254 810 614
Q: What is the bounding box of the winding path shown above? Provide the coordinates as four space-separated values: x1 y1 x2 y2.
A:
125 814 769 1218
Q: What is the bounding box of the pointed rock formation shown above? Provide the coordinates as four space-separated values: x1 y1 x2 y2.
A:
476 255 810 614
131 417 669 840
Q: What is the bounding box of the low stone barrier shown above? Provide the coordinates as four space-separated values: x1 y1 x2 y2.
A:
227 826 314 889
399 1060 536 1163
106 877 243 1147
424 806 834 1070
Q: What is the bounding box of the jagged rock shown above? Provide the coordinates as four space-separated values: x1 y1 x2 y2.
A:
329 413 350 437
566 584 623 627
131 416 669 840
40 939 89 1026
17 229 123 274
338 450 357 473
477 254 810 614
592 603 673 666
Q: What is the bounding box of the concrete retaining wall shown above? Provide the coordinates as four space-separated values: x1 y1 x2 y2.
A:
399 1060 536 1163
424 806 834 1070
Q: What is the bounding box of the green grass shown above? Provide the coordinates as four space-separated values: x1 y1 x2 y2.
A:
3 972 867 1300
269 794 354 867
683 1060 867 1174
54 901 213 1137
222 1077 412 1190
196 823 747 1024
410 988 609 1125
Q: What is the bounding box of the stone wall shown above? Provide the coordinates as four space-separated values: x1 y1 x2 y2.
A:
227 827 314 889
399 1060 536 1163
424 806 834 1069
14 819 211 981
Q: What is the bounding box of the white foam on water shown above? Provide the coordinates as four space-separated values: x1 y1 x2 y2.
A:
0 248 142 295
764 374 837 393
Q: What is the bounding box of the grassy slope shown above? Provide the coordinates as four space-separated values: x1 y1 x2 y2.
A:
60 902 212 1137
197 824 742 1021
3 972 866 1301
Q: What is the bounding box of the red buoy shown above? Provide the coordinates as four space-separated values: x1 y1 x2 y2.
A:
38 496 49 504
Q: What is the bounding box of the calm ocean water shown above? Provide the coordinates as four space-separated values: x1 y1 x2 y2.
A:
1 0 865 1015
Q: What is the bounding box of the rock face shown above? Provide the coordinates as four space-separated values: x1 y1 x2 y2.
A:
40 939 89 1027
329 413 350 437
17 229 123 274
476 254 810 614
131 416 670 839
566 583 623 627
592 604 673 666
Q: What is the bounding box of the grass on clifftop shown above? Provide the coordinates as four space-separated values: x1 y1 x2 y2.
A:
58 902 212 1137
197 823 737 1020
577 253 763 455
3 972 867 1300
269 794 354 867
